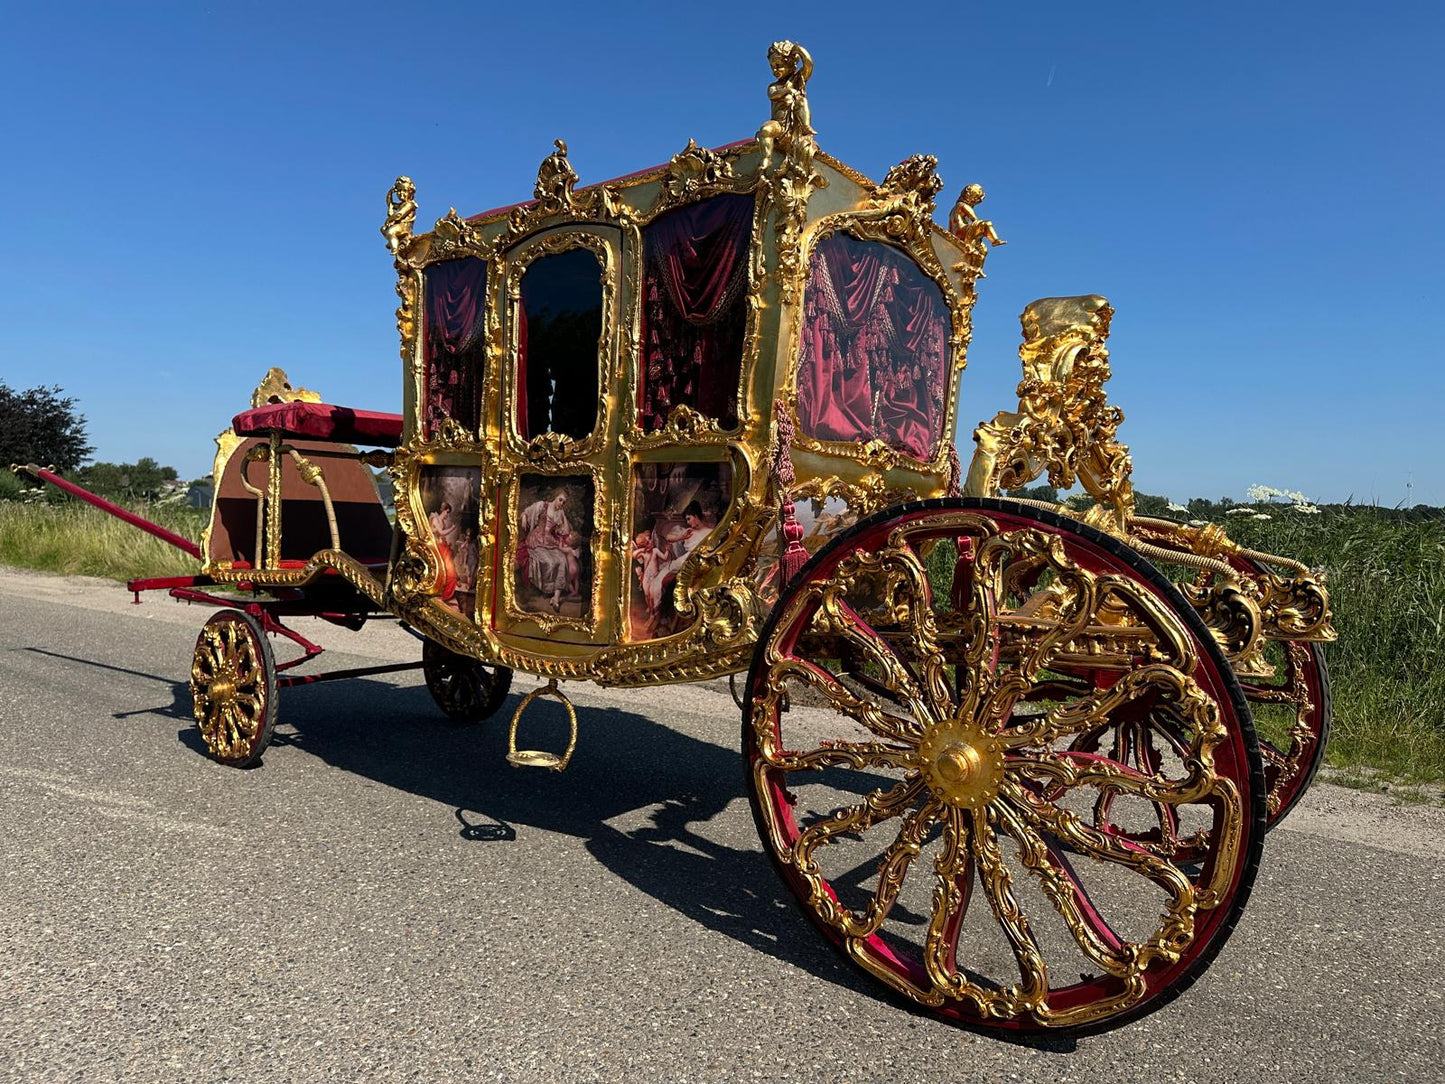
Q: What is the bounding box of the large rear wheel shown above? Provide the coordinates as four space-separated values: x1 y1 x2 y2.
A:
744 498 1266 1036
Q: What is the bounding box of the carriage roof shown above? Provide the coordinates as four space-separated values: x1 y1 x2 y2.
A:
380 43 993 488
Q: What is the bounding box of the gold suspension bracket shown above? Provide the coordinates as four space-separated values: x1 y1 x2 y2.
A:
507 678 578 771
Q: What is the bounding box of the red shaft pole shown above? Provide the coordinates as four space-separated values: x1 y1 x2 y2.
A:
13 465 203 560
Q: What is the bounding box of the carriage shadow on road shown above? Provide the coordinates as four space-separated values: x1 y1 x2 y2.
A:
270 677 868 991
243 675 1077 1053
33 641 1072 1050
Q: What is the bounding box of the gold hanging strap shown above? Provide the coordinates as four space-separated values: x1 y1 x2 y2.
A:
286 446 341 551
506 678 578 771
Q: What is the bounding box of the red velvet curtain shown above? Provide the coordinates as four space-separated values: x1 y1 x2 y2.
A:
424 258 488 438
640 194 753 431
796 234 949 459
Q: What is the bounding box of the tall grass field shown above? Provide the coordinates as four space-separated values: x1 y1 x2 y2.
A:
1 495 1441 785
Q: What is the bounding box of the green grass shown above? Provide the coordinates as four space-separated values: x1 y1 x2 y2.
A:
1219 506 1445 785
0 499 206 580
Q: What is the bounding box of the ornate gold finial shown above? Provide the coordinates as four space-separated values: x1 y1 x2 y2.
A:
859 154 945 246
756 40 815 174
964 295 1134 530
949 183 1006 280
381 176 418 256
663 138 736 200
250 367 321 408
532 139 580 216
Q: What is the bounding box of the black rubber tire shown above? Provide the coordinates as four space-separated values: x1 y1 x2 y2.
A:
422 640 513 723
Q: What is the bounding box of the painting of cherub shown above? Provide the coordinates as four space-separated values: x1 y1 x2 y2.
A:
628 462 732 640
418 466 481 618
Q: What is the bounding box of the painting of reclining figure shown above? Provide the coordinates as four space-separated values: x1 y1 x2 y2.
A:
628 462 732 640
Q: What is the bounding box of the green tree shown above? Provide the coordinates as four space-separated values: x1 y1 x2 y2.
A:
78 457 180 501
1004 483 1061 504
0 382 93 471
1132 492 1172 517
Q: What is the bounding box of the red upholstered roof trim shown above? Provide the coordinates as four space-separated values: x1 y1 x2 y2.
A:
233 401 404 448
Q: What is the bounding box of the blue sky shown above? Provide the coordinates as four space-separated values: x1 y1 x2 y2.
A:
3 2 1440 505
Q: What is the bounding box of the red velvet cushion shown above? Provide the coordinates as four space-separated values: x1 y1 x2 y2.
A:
232 402 404 448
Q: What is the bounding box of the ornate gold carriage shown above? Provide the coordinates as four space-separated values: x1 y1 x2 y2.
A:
18 41 1336 1038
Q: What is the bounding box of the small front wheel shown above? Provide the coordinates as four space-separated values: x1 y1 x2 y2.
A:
189 609 278 768
423 640 512 723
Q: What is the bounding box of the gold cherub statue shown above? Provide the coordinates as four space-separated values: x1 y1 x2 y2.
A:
381 176 418 256
949 183 1006 249
756 40 815 174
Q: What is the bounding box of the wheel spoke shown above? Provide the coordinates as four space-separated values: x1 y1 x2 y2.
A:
759 657 920 747
809 796 940 938
1000 665 1204 750
817 601 938 728
923 806 974 992
968 808 1050 1006
999 779 1199 936
991 798 1132 975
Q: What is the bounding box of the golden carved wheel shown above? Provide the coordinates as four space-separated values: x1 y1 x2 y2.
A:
1122 542 1332 836
1230 557 1331 826
744 498 1266 1036
189 609 278 769
422 640 513 724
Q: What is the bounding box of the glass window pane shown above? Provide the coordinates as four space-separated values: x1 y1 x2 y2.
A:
423 257 488 438
639 194 753 431
795 234 950 459
517 246 603 441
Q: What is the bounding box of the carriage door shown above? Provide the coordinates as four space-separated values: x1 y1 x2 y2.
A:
492 226 623 647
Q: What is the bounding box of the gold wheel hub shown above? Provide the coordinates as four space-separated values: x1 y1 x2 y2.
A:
209 678 236 704
919 718 1005 810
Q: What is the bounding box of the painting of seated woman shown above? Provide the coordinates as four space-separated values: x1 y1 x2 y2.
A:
515 474 595 619
627 462 732 640
419 466 482 619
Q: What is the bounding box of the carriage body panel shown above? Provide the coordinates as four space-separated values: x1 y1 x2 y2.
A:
383 139 977 685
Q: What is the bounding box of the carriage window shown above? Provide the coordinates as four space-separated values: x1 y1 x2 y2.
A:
795 233 950 460
639 194 753 432
516 246 603 441
423 257 488 439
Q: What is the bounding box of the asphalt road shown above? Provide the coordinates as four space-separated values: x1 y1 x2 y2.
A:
1 569 1442 1083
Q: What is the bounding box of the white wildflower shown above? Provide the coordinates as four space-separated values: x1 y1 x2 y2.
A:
1247 482 1322 513
1166 501 1188 513
1187 519 1208 526
1252 513 1272 520
1225 507 1253 516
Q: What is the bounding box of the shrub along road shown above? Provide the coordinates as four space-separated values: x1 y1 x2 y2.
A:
1 568 1441 1083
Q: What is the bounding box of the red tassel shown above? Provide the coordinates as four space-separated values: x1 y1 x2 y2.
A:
946 442 962 498
772 400 810 586
779 497 808 582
